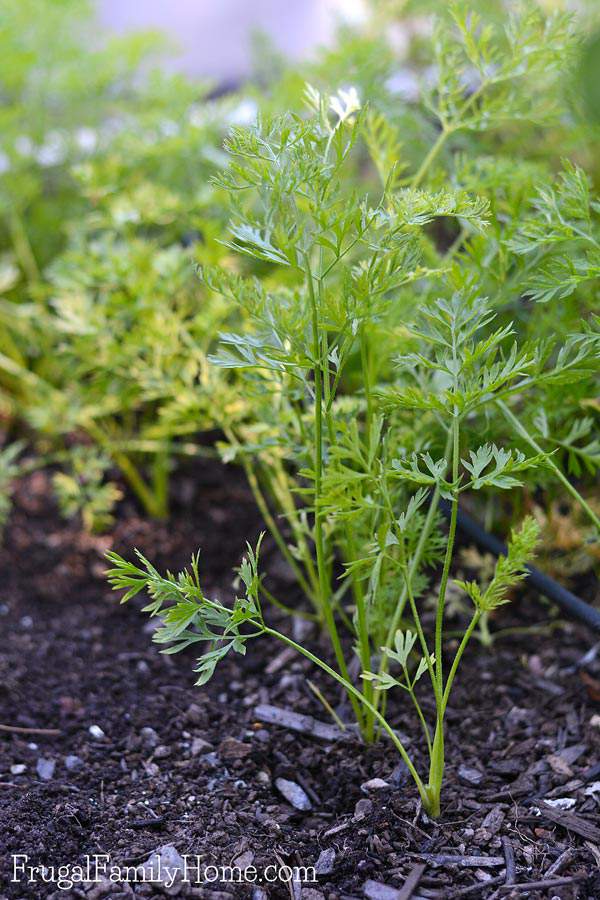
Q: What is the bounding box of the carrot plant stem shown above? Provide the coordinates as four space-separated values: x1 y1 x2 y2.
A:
375 427 453 709
305 253 365 733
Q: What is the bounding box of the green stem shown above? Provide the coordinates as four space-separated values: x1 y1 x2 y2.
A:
9 209 40 286
376 428 453 702
305 254 365 731
477 611 493 647
381 478 438 699
403 670 433 757
346 526 375 742
442 610 481 713
410 127 451 189
270 458 321 596
404 570 439 700
497 400 600 532
85 422 162 518
435 415 460 695
236 447 317 607
151 443 170 519
427 415 460 811
425 726 444 818
360 325 373 442
408 77 488 191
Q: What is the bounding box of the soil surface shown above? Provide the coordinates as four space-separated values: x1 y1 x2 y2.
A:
1 461 599 900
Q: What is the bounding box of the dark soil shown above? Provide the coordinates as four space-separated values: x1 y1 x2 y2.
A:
1 462 599 900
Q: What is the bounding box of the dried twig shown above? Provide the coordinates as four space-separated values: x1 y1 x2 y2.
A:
0 723 61 736
543 847 575 877
501 837 516 885
496 874 587 893
418 854 504 868
449 875 506 897
536 803 600 842
397 864 426 900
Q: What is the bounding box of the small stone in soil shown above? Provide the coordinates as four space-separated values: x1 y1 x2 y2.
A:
10 764 26 775
361 777 390 792
354 798 373 821
233 850 254 868
88 724 105 740
137 844 185 895
458 764 485 786
543 797 576 810
389 761 409 786
314 847 336 875
190 736 212 756
219 737 251 759
363 879 402 899
64 754 83 772
275 777 312 811
36 758 55 781
139 726 160 749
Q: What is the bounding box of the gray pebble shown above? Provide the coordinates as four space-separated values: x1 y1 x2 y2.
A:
36 758 55 781
354 797 373 820
140 726 160 749
458 764 484 786
88 725 105 740
315 847 336 874
275 777 312 811
65 755 83 772
361 777 390 792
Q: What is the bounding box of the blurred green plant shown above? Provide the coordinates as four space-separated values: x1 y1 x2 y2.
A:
0 441 22 537
53 446 122 533
0 0 251 524
0 0 167 291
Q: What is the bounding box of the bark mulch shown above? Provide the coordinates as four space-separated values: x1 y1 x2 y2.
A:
0 462 599 899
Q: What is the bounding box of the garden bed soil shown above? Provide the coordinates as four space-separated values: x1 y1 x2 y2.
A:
1 462 599 899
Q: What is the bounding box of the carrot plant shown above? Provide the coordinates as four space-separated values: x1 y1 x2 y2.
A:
106 63 600 813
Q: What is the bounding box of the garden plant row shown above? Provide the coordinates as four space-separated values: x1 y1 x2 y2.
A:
1 0 599 839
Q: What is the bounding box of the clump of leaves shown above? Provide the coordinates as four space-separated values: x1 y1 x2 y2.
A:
16 233 234 521
53 447 122 534
0 442 22 538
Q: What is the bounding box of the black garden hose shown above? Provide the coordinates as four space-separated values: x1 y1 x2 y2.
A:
439 500 600 633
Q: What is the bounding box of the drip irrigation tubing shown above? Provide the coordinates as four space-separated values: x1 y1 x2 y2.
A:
439 500 600 633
